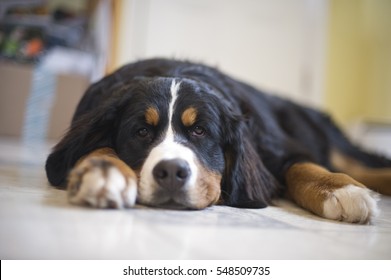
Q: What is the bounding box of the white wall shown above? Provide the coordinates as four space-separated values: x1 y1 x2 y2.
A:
116 0 328 106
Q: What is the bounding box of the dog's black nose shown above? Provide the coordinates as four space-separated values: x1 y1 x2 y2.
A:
153 159 190 190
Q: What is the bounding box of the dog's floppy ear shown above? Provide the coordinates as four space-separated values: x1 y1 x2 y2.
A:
221 112 281 208
45 95 123 188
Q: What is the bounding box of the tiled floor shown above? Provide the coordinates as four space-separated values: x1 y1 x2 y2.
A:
1 137 391 259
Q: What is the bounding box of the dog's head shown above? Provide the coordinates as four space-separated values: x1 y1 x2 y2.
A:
46 70 279 209
116 77 226 209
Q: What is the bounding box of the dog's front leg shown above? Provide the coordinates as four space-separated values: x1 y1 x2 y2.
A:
67 148 137 208
285 162 379 224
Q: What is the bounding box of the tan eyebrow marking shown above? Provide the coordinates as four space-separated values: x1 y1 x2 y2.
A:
181 107 197 127
145 107 159 126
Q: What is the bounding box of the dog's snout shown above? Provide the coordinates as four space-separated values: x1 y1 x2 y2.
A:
153 159 190 190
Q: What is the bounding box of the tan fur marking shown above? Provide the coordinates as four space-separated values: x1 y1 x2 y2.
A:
331 149 391 195
73 148 137 181
145 107 159 126
285 162 365 218
188 160 221 209
181 107 197 127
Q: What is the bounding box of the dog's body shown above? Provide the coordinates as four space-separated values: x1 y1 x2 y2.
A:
46 58 391 223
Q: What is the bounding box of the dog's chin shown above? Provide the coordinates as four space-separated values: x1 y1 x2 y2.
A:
138 198 194 210
155 200 192 210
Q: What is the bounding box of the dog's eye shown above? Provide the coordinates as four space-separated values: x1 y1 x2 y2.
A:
190 126 206 137
137 128 149 138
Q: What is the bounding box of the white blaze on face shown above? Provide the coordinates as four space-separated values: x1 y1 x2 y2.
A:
138 80 199 205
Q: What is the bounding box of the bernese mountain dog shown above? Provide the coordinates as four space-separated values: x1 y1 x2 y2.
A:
45 58 391 224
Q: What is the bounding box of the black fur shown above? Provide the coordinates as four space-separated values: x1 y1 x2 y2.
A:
45 58 391 208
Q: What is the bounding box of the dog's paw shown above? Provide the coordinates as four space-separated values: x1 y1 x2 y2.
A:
322 184 379 224
67 158 137 208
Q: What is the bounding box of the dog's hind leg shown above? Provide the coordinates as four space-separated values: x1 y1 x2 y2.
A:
314 112 391 195
331 149 391 195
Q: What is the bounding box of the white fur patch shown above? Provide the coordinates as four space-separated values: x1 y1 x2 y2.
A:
166 80 180 140
323 184 379 224
69 166 137 208
138 139 198 204
138 79 199 205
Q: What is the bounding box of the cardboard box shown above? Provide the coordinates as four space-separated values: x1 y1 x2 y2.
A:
0 61 89 140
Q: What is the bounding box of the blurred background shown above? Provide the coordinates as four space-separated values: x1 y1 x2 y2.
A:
0 0 390 156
